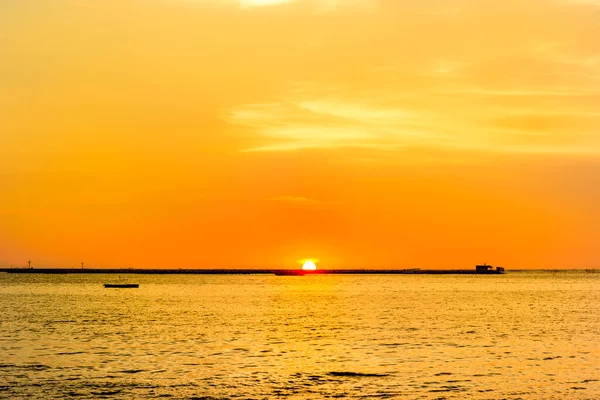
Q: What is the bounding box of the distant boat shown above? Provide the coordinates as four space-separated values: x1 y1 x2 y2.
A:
273 270 305 276
475 264 505 274
103 283 139 288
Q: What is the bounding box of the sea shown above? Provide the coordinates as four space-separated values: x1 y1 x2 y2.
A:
0 271 599 399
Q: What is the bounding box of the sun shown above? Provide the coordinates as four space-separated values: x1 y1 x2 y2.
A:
301 260 317 271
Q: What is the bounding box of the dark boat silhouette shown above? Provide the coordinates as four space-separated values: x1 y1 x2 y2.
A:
273 270 306 276
103 283 139 288
475 264 505 274
104 275 139 288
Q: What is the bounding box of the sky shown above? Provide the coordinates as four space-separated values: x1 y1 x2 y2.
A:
1 0 599 269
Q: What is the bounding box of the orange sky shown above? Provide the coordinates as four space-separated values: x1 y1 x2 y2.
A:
1 0 599 269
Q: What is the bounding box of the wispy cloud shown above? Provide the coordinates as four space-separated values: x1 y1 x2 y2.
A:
48 0 600 157
244 125 373 151
437 87 599 97
228 97 441 152
297 101 414 124
227 81 600 154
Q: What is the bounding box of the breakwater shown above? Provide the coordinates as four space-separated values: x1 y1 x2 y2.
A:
0 268 505 275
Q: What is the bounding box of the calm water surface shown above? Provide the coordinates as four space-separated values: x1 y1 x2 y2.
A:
1 271 599 399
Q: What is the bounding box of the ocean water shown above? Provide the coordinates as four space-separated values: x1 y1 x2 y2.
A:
0 271 599 399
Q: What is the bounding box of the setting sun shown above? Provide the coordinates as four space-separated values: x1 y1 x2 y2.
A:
301 260 317 271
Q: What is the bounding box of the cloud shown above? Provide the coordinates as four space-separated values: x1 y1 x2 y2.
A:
9 0 600 159
297 101 414 124
244 126 373 151
219 0 600 156
228 83 600 154
228 97 440 152
437 88 599 97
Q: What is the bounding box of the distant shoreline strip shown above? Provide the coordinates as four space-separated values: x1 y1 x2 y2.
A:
0 268 504 275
